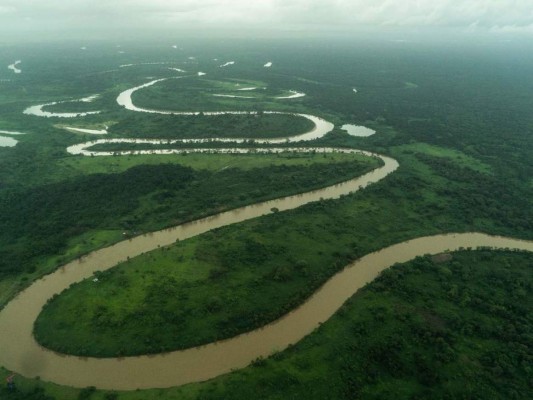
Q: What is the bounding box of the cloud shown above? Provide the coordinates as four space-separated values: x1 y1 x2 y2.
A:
0 0 532 37
490 23 533 34
0 6 16 15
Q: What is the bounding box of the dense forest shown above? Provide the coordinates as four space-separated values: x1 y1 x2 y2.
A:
0 158 376 282
108 112 315 139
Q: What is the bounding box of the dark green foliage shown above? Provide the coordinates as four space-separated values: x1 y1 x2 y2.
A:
108 113 315 139
77 387 96 399
0 159 374 280
0 386 54 400
0 163 192 276
412 152 531 234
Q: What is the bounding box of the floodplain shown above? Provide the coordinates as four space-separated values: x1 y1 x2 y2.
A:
0 38 531 400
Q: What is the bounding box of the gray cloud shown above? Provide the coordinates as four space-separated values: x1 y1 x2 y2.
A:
1 0 532 39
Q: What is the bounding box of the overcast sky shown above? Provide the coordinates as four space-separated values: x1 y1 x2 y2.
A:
1 0 532 41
